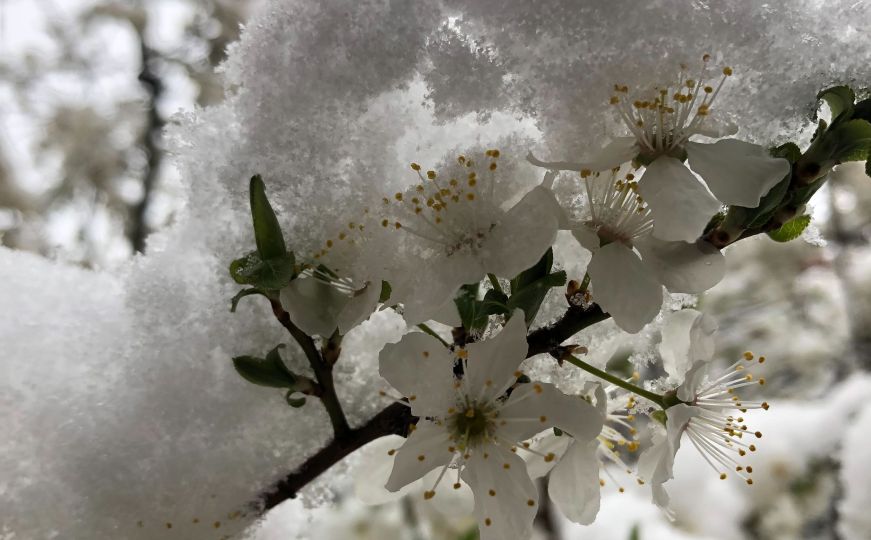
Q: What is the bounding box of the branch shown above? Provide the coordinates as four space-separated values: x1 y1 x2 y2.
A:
269 299 351 438
260 402 414 510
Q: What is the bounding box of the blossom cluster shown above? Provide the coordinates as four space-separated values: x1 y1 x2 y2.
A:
219 56 852 540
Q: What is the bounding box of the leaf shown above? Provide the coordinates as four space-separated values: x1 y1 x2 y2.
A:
285 391 307 408
249 175 287 260
854 98 871 124
379 280 392 303
230 287 267 312
232 344 297 388
480 289 510 316
817 85 855 124
771 142 802 163
510 248 553 294
507 270 567 324
767 214 811 242
229 251 295 290
454 283 489 332
829 119 871 163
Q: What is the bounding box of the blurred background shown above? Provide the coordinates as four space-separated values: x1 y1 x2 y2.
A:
4 2 871 539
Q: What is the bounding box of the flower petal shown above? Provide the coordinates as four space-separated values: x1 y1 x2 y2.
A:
636 237 725 294
686 139 791 207
638 157 722 243
385 421 455 492
485 186 559 279
379 332 456 417
525 435 571 479
660 309 706 381
337 281 382 334
587 243 663 333
461 443 538 540
354 435 417 505
498 382 603 443
279 276 347 337
548 439 601 525
527 137 637 173
676 360 711 402
571 222 601 252
463 311 529 403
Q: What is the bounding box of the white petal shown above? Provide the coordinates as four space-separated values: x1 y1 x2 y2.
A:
485 186 559 279
528 138 637 173
525 435 571 479
463 311 528 403
571 222 601 252
429 298 462 327
686 140 791 207
498 382 604 443
638 157 722 243
587 243 663 333
337 281 382 334
279 276 348 337
385 421 455 492
637 404 698 512
396 257 477 327
462 443 538 540
676 360 711 402
548 439 601 525
379 332 456 417
354 435 417 505
636 237 725 294
660 309 703 381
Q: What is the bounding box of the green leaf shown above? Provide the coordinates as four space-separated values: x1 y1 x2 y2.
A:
454 283 489 332
853 98 871 124
771 142 802 163
507 270 567 325
829 119 871 163
249 175 287 260
379 280 392 303
510 248 553 294
743 174 791 229
232 344 297 388
817 85 855 124
767 214 811 242
480 289 510 316
229 251 295 290
285 391 307 408
230 287 267 312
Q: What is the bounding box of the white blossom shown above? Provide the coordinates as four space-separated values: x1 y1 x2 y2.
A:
378 313 603 540
554 166 725 332
382 151 561 325
529 57 791 243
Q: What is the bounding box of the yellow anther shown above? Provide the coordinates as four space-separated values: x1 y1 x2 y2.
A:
427 170 437 180
527 499 535 506
394 192 403 201
539 415 547 423
610 96 620 104
489 489 496 496
381 219 389 227
697 104 710 116
394 222 402 229
417 454 426 461
325 240 333 248
746 478 754 485
387 449 396 456
424 490 435 500
485 518 492 526
489 162 497 171
410 162 421 171
466 193 475 200
743 351 754 360
503 463 510 469
533 384 543 394
762 402 770 410
465 408 476 418
758 356 766 363
580 169 592 178
544 452 556 463
458 155 466 164
453 482 461 489
723 66 733 76
600 479 606 486
720 473 727 480
703 53 712 62
704 85 714 93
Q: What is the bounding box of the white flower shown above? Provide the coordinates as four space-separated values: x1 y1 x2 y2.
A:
564 167 725 332
547 384 642 525
279 213 387 336
383 151 561 325
530 57 791 243
639 346 769 512
379 313 603 540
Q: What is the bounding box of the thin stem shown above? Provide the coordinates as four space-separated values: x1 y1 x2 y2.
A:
564 354 666 409
417 323 450 348
270 299 351 438
487 273 504 294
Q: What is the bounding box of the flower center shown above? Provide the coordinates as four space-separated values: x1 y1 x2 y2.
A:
449 403 497 448
609 55 732 159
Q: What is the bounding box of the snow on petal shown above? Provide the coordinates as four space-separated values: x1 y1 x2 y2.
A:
379 332 456 417
385 421 455 492
638 157 722 243
463 311 529 403
587 242 663 333
528 137 637 173
686 139 790 207
498 382 603 443
461 443 538 540
636 237 726 294
485 186 559 279
548 439 601 525
279 276 348 337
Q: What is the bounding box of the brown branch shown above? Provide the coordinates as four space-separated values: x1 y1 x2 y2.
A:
260 402 414 510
